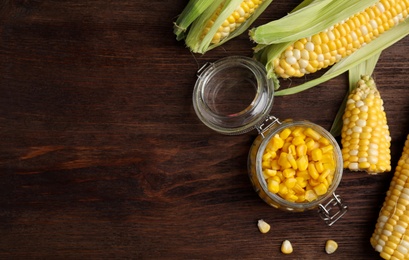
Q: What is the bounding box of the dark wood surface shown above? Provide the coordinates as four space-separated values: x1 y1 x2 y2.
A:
1 1 408 259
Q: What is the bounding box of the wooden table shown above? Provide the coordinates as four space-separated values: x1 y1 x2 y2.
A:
1 1 408 259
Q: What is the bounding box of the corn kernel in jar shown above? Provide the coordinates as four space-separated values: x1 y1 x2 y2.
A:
262 126 336 203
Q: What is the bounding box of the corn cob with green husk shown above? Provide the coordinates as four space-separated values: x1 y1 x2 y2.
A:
340 75 391 174
174 0 273 54
329 53 391 174
327 52 392 174
249 0 409 96
370 134 409 259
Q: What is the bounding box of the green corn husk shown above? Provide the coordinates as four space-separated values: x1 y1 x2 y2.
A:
174 0 273 54
174 0 215 41
250 0 377 45
329 53 381 137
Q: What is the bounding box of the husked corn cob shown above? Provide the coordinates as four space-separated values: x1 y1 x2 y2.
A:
341 75 391 174
174 0 272 53
370 134 409 259
271 0 409 78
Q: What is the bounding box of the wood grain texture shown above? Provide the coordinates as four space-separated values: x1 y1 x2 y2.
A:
0 0 408 259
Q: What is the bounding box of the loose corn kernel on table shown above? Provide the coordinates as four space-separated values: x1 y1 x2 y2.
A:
0 0 408 259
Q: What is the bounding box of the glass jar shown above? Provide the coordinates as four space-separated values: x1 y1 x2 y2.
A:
193 56 347 226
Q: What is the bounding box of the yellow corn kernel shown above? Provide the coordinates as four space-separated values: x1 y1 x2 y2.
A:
311 148 323 161
322 154 335 164
321 178 330 188
278 183 289 196
270 159 280 170
262 160 271 169
264 169 277 177
281 240 293 254
313 183 328 196
326 173 334 185
262 171 270 179
293 183 305 194
262 150 276 161
325 240 338 254
282 142 291 153
292 136 305 146
276 171 284 181
308 163 319 180
305 189 318 202
296 143 307 157
318 169 332 182
272 175 281 183
305 127 321 141
295 176 307 188
321 144 334 154
285 177 297 189
291 127 304 137
271 134 285 151
296 155 309 171
268 178 280 193
285 193 298 202
296 194 306 202
278 152 292 168
305 139 316 151
283 168 296 178
297 170 310 180
323 162 335 171
287 153 298 169
262 152 271 161
319 136 330 146
257 219 271 234
315 161 324 173
308 178 320 187
288 144 297 156
280 128 292 139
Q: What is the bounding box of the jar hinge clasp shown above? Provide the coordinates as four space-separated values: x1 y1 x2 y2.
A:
197 62 214 78
256 116 281 138
318 193 348 226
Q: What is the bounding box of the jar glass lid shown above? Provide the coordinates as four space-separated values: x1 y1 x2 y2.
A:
193 56 275 135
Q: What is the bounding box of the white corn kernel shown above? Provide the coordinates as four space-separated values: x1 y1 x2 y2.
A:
299 59 309 69
257 219 271 234
281 240 293 254
293 49 301 60
349 162 359 170
286 56 297 65
397 244 408 255
394 224 406 234
325 239 338 254
356 119 366 127
305 41 314 51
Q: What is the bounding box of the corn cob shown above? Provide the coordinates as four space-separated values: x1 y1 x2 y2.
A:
249 0 409 95
330 53 381 137
253 0 409 79
341 75 391 174
174 0 272 54
370 134 409 259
